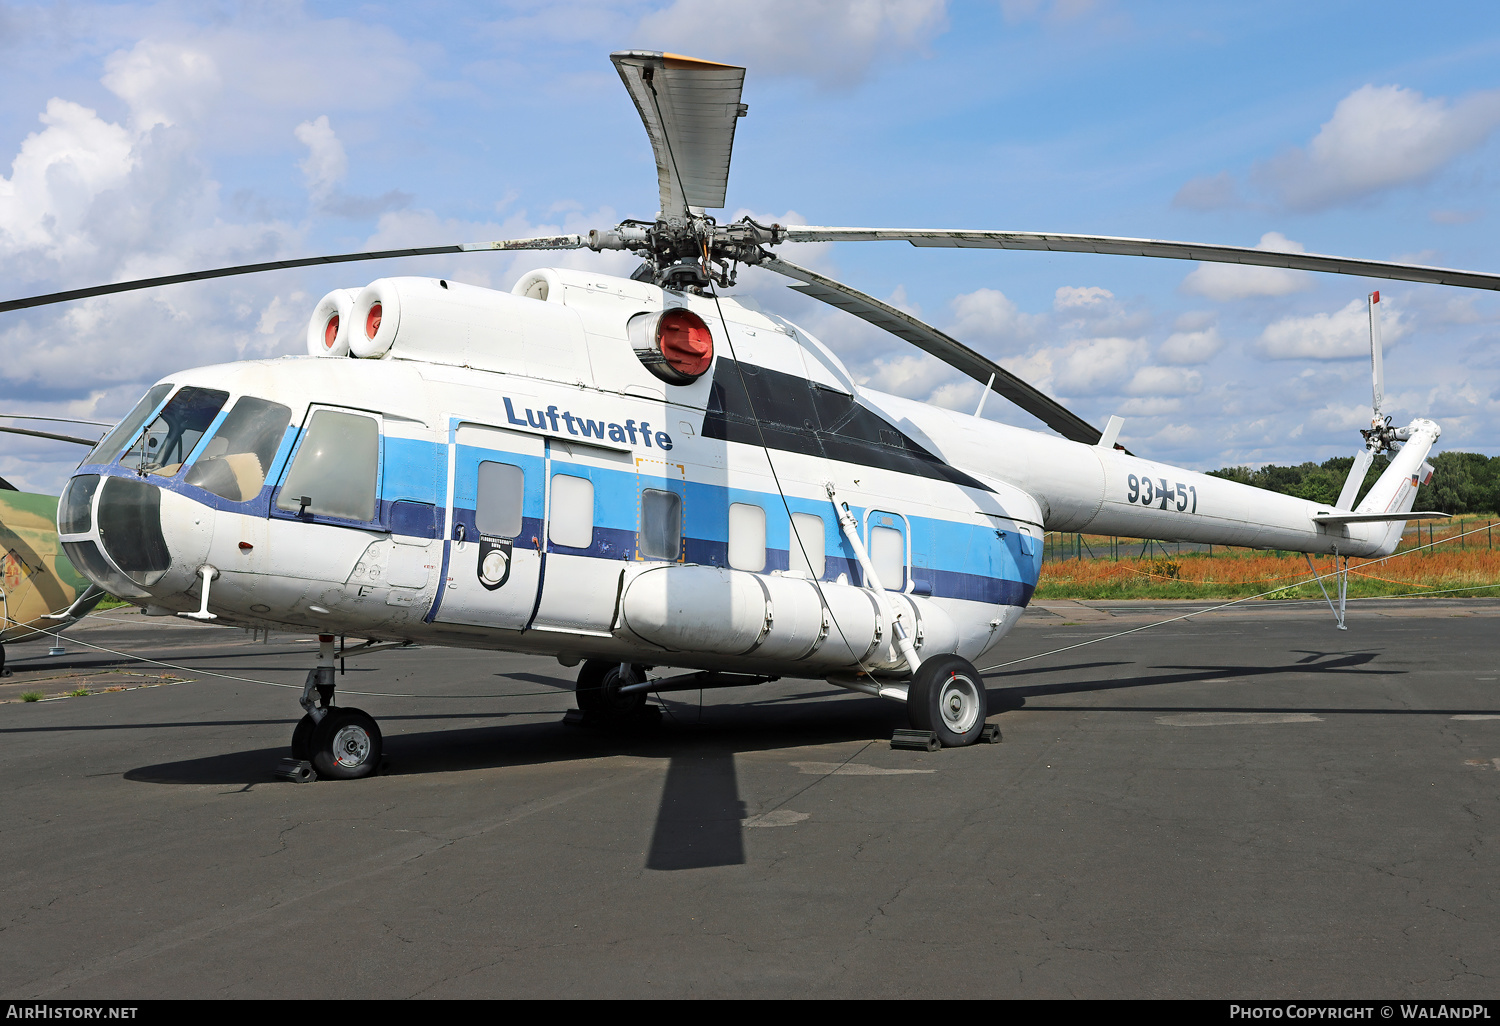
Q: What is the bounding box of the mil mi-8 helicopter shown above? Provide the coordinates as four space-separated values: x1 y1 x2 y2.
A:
3 51 1484 780
0 417 109 676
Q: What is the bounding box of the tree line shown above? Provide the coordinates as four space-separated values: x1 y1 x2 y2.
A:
1206 451 1500 515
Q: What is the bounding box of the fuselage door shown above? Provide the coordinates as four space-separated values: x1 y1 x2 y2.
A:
430 422 545 630
527 438 635 636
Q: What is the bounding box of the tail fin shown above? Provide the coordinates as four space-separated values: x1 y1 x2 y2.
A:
1357 418 1440 553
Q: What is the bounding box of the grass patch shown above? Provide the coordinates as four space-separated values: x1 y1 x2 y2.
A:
20 691 43 702
67 688 90 698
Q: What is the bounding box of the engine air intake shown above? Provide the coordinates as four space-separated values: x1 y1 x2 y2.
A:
631 307 713 384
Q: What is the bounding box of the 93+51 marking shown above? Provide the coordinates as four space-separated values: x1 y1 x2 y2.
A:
1127 474 1198 513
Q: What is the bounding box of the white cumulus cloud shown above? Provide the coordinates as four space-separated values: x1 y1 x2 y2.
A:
1256 297 1406 361
1255 84 1500 211
1158 326 1223 365
1054 285 1113 311
1180 232 1313 301
1124 365 1202 397
633 0 949 85
947 287 1042 346
295 115 348 202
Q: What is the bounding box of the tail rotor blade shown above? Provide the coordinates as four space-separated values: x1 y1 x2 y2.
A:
1335 446 1375 510
1368 290 1385 424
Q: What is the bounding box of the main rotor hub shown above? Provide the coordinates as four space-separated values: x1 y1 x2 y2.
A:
589 216 784 291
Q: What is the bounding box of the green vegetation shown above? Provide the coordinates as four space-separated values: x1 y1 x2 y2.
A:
67 688 90 698
20 691 43 702
1207 451 1500 514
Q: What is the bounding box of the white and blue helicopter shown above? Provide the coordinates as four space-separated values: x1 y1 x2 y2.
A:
4 51 1484 780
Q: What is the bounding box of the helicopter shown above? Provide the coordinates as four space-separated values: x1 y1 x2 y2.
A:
3 50 1480 780
0 417 109 676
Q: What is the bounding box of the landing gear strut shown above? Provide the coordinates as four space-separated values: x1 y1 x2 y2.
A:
279 634 383 781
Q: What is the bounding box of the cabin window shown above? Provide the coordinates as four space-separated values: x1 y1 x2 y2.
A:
728 502 766 572
57 474 99 536
475 461 524 538
789 512 825 579
869 525 906 590
549 474 594 549
276 409 379 521
117 386 229 477
639 488 682 560
87 383 173 467
184 397 293 502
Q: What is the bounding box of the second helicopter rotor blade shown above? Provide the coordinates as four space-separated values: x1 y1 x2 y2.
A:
0 424 101 446
0 234 589 314
781 227 1500 292
759 255 1107 447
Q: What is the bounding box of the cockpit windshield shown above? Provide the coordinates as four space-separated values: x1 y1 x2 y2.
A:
85 383 173 467
183 396 293 501
117 386 229 476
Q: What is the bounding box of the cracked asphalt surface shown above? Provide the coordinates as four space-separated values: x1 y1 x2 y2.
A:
2 599 1498 998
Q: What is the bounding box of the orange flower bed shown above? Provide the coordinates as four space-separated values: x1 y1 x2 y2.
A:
1036 529 1500 600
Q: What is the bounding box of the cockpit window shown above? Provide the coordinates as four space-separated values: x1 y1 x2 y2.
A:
275 409 379 521
86 383 173 467
184 397 293 502
118 386 230 477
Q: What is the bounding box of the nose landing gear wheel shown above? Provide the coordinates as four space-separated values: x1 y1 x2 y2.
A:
310 707 383 780
907 655 988 747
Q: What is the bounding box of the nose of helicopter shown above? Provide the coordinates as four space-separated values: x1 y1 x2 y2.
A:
58 473 215 607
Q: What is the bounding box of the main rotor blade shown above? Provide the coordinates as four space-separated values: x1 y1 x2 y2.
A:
759 255 1106 445
0 424 101 446
611 50 747 219
0 414 114 427
782 227 1500 292
0 235 587 314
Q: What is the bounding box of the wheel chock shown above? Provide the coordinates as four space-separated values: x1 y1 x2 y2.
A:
891 728 941 752
980 723 1002 744
562 705 663 729
275 758 316 783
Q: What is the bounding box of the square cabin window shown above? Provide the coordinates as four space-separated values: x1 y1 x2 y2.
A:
276 409 379 522
476 462 524 538
789 512 825 579
549 474 594 549
639 489 682 560
728 502 766 572
868 524 906 590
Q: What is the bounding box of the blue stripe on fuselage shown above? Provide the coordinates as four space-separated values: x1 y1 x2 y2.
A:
75 425 1040 607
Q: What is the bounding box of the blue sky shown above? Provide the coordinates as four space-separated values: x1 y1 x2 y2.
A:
3 0 1500 492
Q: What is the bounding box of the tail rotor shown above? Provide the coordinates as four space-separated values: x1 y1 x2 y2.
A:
1335 291 1407 509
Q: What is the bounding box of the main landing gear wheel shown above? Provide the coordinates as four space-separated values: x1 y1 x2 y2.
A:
310 707 383 780
907 655 988 747
575 659 648 724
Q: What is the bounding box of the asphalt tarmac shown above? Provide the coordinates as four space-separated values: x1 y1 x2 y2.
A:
2 598 1498 999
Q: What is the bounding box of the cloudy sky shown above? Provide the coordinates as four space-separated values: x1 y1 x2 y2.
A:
3 0 1500 492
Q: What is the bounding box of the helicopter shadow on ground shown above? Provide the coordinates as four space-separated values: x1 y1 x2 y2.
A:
985 649 1398 706
123 688 913 873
